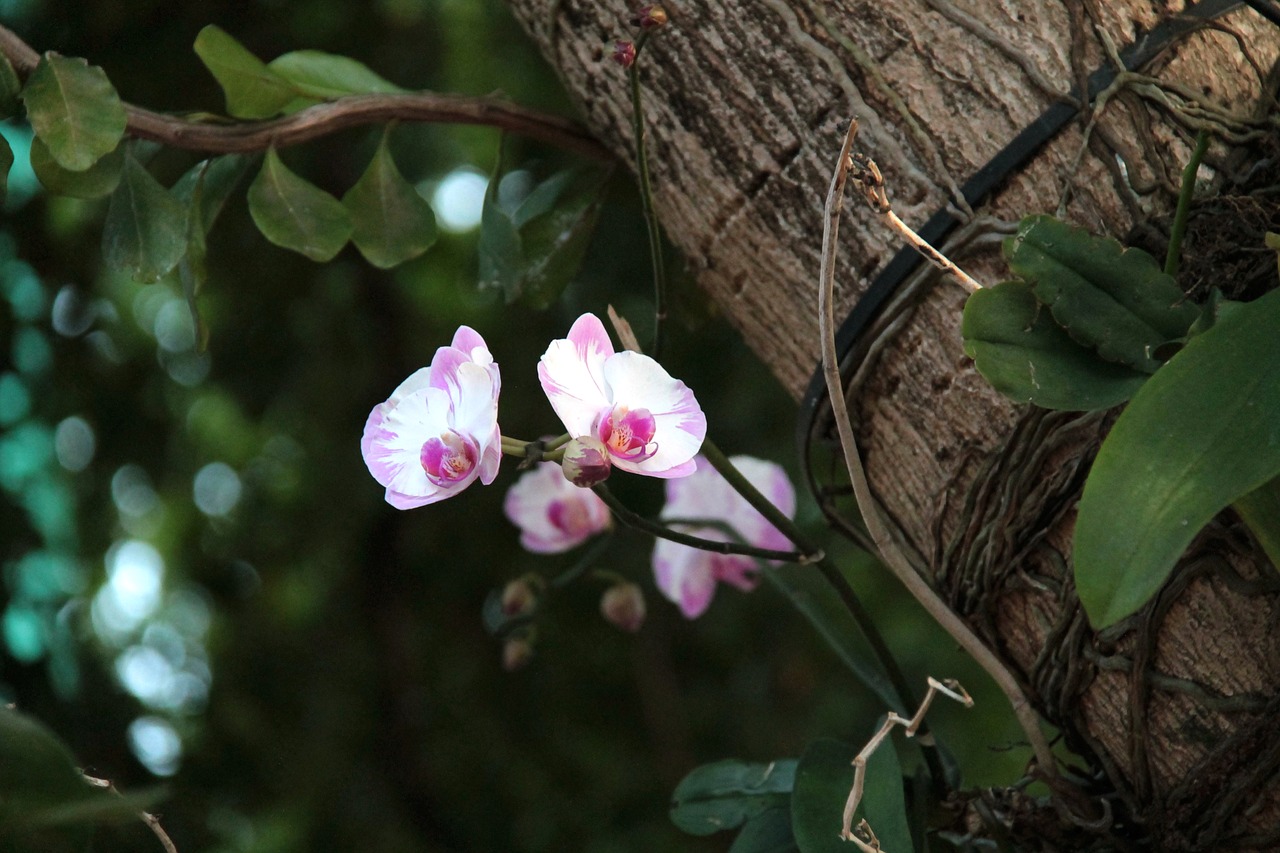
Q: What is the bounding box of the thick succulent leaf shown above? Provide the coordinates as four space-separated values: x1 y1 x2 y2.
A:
729 808 798 853
0 54 21 118
0 134 11 203
267 50 407 100
1075 288 1280 627
670 760 797 837
342 132 437 268
962 280 1148 411
791 738 911 853
193 25 296 119
29 135 123 198
247 148 352 262
1004 215 1199 373
21 52 126 170
763 566 901 712
102 155 189 283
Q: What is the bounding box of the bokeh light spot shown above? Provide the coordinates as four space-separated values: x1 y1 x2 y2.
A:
54 416 96 472
429 168 487 233
193 462 242 516
127 716 182 777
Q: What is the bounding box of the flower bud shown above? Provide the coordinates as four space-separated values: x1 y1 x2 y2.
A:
631 4 668 30
611 40 637 68
502 636 535 671
561 436 612 488
600 582 646 633
500 578 537 617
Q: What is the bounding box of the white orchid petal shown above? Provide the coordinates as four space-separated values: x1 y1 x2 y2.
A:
538 316 614 435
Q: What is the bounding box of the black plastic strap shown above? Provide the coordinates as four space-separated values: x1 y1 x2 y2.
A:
799 0 1251 457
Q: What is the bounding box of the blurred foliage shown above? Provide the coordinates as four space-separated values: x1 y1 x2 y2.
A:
0 1 1031 850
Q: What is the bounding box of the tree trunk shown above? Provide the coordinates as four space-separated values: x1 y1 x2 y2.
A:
505 0 1280 849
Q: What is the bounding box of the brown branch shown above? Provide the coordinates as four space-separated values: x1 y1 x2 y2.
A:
0 24 612 162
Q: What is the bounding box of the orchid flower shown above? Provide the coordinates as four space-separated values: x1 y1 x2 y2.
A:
503 461 612 553
652 455 795 618
537 313 706 478
361 326 502 508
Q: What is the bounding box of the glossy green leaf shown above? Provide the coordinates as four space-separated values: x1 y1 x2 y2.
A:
791 738 911 853
30 135 123 198
0 134 11 204
1075 288 1280 627
21 52 126 170
193 25 296 119
1005 215 1199 373
0 54 22 118
962 280 1148 411
670 759 797 837
102 156 189 283
267 50 407 100
730 808 798 853
248 148 352 262
763 566 901 713
342 132 437 268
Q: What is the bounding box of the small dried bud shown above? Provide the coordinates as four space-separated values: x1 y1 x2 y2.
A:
611 40 637 68
631 4 668 30
600 583 646 633
501 578 537 617
561 436 612 488
502 636 535 671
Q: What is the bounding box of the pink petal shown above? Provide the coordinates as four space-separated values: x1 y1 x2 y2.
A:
538 314 614 436
652 539 717 618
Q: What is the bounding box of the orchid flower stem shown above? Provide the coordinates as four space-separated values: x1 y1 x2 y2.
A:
628 31 668 360
700 438 933 752
549 533 615 590
501 435 573 459
1165 128 1209 277
592 483 810 562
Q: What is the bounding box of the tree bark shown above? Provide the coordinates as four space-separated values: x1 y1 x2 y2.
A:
507 0 1280 849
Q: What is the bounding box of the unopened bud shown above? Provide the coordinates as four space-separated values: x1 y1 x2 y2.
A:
631 4 668 30
501 578 537 617
600 583 646 633
611 40 637 68
562 436 612 488
502 636 534 671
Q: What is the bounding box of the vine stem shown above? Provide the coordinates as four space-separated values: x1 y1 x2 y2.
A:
1164 128 1209 277
0 24 611 162
627 32 668 359
818 119 1057 776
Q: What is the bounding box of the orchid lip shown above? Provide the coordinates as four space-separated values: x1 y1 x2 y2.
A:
596 405 658 464
420 429 481 487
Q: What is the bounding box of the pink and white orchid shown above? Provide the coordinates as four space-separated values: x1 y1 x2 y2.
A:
361 326 502 508
537 313 706 478
503 461 612 553
652 455 795 618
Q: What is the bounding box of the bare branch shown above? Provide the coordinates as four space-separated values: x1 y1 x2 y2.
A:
0 24 612 163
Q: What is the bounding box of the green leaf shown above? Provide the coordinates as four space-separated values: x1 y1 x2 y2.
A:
21 52 126 171
193 25 296 119
267 50 407 100
172 153 255 236
248 148 352 262
1233 475 1280 572
342 132 437 268
670 760 797 837
1075 288 1280 627
478 163 610 308
730 808 798 853
762 567 902 713
102 155 189 283
0 54 22 119
1004 215 1199 373
0 134 11 204
962 280 1149 411
791 738 911 853
29 135 123 198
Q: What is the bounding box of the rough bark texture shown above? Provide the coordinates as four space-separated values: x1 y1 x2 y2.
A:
506 1 1280 848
